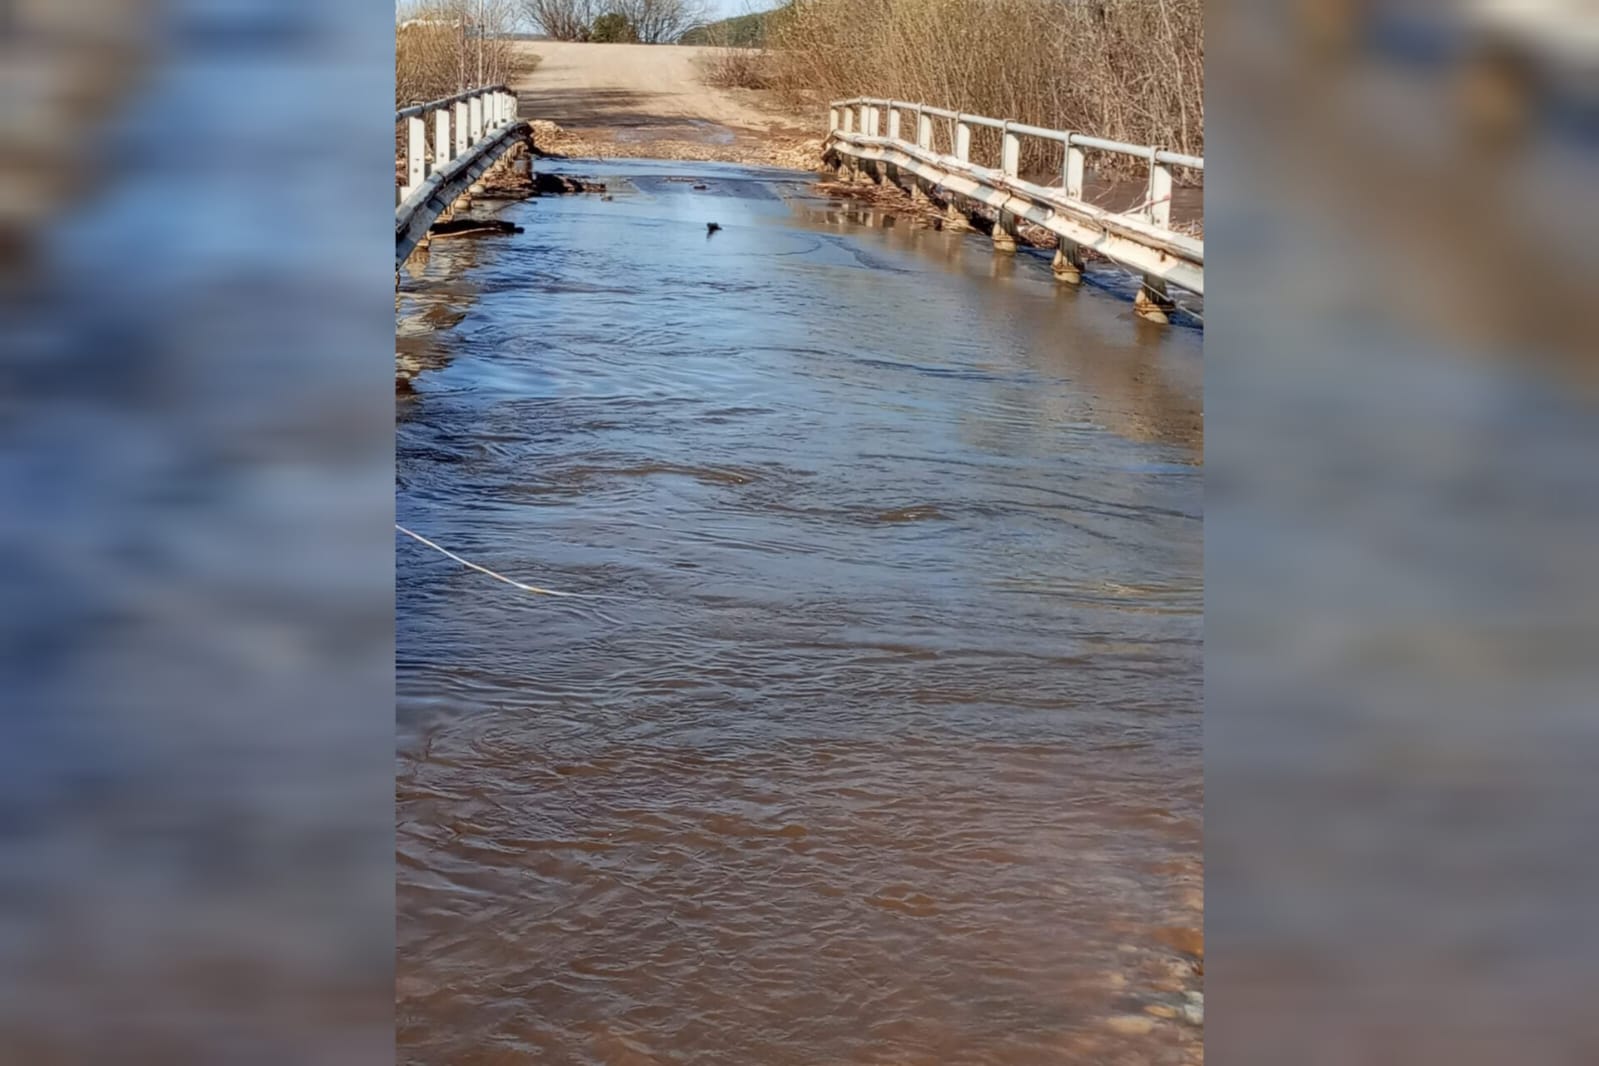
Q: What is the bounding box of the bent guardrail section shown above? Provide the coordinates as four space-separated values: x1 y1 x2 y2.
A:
396 85 527 267
825 98 1203 321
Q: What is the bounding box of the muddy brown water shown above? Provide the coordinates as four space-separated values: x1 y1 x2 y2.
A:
397 159 1202 1065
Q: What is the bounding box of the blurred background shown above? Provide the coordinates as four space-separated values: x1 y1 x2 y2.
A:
0 1 394 1062
1207 0 1598 1062
3 0 1597 1062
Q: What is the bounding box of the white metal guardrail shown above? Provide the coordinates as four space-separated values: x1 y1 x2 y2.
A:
396 85 526 266
826 97 1203 320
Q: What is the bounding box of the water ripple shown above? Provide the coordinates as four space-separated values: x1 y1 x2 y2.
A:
398 161 1202 1064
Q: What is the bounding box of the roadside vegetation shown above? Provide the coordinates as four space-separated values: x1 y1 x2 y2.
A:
694 0 1203 173
693 17 777 90
397 0 536 105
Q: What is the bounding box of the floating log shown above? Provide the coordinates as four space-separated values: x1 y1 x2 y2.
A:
428 218 524 239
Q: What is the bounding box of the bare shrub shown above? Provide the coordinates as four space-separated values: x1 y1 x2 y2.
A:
589 11 639 43
694 17 775 90
615 0 711 44
521 0 597 41
768 0 1203 177
697 46 775 89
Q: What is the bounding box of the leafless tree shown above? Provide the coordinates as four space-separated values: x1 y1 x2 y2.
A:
615 0 709 44
520 0 596 40
397 0 526 105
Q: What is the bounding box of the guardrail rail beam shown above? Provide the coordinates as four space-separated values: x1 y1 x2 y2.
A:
396 84 527 268
824 96 1203 318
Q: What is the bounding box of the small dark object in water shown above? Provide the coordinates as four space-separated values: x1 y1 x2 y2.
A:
706 222 721 236
693 184 708 190
601 194 614 201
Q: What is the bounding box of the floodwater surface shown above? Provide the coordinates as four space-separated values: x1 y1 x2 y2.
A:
397 160 1203 1065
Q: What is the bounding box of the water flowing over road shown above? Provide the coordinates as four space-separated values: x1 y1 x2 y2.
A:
397 159 1203 1065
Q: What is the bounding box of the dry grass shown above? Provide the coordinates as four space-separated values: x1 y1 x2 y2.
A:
695 46 776 90
767 0 1202 179
397 0 538 107
692 15 779 90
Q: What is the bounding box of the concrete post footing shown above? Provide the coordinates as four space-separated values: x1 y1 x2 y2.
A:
1134 277 1176 323
1052 245 1084 285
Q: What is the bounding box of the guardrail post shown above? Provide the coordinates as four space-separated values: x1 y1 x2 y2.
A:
844 104 863 183
1134 155 1177 322
1064 136 1086 201
991 123 1021 252
454 100 470 157
865 105 883 184
905 108 933 203
432 108 450 172
469 94 484 143
887 106 901 141
825 106 842 176
403 115 425 201
1146 157 1173 230
838 104 859 183
1049 134 1088 284
943 116 973 229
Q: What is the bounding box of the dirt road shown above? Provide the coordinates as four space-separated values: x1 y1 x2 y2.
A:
508 41 820 167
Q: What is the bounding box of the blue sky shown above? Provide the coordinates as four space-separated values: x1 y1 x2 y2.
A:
704 0 776 19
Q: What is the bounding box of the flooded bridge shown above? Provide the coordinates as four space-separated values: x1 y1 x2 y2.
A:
396 146 1203 1063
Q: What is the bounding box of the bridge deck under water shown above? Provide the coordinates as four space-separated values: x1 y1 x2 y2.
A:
396 158 1203 1065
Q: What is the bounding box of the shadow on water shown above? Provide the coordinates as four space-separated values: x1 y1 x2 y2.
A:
396 158 1203 1065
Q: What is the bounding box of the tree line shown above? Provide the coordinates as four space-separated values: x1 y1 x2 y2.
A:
521 0 710 43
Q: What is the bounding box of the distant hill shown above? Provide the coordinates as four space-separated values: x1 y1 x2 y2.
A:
678 8 775 47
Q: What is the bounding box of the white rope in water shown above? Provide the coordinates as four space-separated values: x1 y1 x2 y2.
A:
396 523 576 597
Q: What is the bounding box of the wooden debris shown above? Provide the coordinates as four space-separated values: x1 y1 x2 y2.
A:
428 218 524 239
